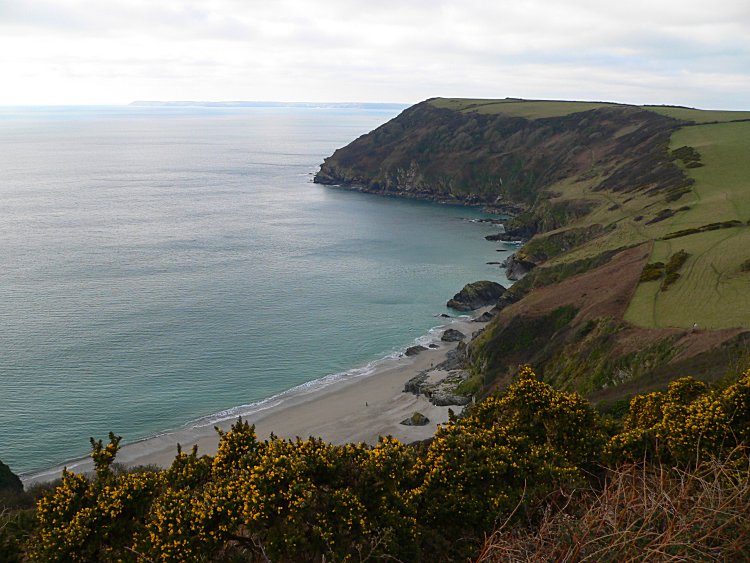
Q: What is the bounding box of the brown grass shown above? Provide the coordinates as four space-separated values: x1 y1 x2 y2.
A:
476 453 750 562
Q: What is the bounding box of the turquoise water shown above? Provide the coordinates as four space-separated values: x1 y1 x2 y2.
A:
0 106 510 475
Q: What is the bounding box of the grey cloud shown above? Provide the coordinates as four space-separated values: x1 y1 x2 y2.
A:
0 0 747 107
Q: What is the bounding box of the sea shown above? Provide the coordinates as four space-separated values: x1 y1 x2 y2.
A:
0 105 512 477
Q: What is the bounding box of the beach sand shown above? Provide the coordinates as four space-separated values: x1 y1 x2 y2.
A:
24 311 489 486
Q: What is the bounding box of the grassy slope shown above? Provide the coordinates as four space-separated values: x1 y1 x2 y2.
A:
429 98 618 119
457 100 750 329
430 99 750 123
643 105 750 124
447 99 750 329
328 97 750 330
625 121 750 329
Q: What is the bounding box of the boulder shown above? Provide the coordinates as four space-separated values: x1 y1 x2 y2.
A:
430 391 472 407
405 345 427 356
447 280 507 311
441 328 466 342
473 311 496 322
400 412 430 426
404 372 429 394
422 370 473 406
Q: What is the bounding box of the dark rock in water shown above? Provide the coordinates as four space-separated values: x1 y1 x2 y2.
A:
439 313 452 318
400 412 430 426
473 311 496 322
504 253 536 281
447 280 507 311
405 345 427 356
441 328 466 342
485 223 535 241
486 261 502 265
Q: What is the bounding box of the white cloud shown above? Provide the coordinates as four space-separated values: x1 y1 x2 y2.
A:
0 0 748 107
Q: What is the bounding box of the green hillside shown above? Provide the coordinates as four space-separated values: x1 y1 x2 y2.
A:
457 100 750 330
315 97 750 398
643 105 750 124
429 97 620 119
539 118 750 330
6 99 750 562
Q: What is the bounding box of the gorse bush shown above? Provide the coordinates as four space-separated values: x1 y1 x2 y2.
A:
25 367 750 561
607 371 750 464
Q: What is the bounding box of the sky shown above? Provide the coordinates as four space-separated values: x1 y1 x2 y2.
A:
0 0 749 108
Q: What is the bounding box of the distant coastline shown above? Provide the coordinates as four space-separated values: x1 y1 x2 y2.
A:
129 100 410 110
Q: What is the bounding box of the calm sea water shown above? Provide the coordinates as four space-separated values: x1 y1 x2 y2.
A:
0 106 510 476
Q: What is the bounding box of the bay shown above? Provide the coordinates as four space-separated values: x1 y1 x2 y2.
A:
0 106 510 475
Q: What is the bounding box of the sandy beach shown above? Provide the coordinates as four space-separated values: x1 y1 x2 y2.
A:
24 311 488 486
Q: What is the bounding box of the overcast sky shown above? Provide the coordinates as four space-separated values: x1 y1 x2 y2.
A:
1 0 748 108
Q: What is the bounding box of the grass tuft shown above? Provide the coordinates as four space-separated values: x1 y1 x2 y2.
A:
477 452 750 562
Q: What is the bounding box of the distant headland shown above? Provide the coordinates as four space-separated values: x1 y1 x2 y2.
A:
129 100 410 110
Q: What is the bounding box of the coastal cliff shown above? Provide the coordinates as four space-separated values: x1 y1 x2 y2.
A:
316 98 750 404
314 98 689 211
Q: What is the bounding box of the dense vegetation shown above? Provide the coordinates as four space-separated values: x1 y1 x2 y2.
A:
4 366 748 561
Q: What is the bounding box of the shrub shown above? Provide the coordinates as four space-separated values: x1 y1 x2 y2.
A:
607 370 750 464
477 454 750 562
660 249 689 290
639 261 665 282
26 367 750 561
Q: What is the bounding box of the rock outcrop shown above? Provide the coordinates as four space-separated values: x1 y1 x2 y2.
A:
0 459 23 494
405 345 428 356
473 311 496 322
404 369 473 406
400 412 430 426
441 328 466 342
314 99 688 207
447 280 507 311
503 253 536 281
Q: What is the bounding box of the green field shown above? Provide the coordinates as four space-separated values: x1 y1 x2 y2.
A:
429 98 618 119
623 121 750 329
430 98 750 123
642 105 750 124
512 117 750 329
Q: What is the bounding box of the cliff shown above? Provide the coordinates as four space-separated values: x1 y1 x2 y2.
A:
316 98 750 403
314 98 689 210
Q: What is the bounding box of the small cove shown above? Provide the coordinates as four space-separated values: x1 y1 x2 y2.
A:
0 106 511 475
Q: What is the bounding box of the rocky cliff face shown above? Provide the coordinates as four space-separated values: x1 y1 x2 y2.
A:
314 99 746 404
446 280 506 311
314 99 689 210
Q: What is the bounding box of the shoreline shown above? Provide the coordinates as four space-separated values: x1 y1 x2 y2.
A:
22 310 489 486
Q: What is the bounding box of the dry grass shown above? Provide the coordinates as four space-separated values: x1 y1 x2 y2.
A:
477 453 750 562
